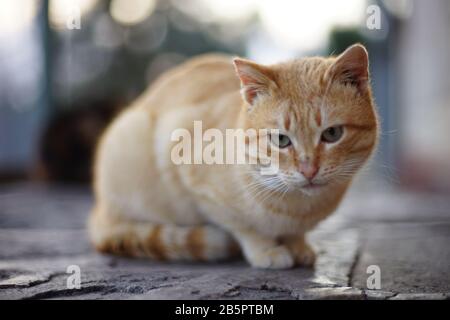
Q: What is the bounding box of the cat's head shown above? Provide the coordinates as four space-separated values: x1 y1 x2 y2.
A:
233 44 379 195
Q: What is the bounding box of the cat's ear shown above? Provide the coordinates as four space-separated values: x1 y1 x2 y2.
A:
329 44 369 91
233 58 277 106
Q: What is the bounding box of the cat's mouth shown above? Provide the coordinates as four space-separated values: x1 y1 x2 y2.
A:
301 182 327 190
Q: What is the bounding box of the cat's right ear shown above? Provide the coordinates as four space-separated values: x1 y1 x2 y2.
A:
328 44 369 92
233 58 277 107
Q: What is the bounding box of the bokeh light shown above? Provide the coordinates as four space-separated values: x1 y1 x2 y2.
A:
110 0 157 26
196 0 257 22
49 0 99 30
259 0 365 51
0 0 38 36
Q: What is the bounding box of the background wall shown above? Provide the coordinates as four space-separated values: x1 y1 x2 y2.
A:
0 0 449 193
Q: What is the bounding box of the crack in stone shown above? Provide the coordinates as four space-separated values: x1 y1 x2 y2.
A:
347 246 361 288
218 284 294 300
22 285 117 300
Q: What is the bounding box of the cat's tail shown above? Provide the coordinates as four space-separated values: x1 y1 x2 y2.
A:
88 208 240 261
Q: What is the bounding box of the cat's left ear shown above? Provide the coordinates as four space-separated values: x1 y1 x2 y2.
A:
328 44 369 92
233 58 277 107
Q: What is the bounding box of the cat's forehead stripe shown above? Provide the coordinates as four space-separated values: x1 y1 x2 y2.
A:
284 114 291 131
278 100 295 131
315 108 322 127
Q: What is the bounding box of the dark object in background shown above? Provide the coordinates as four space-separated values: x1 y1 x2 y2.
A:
32 101 122 184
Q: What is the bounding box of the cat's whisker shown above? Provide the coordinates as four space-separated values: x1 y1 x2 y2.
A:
246 175 289 204
279 183 291 200
258 180 287 204
235 169 289 205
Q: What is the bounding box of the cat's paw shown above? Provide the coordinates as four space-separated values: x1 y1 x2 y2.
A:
290 242 316 267
247 245 295 269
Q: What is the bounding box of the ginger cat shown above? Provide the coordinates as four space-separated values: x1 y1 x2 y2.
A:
89 44 379 269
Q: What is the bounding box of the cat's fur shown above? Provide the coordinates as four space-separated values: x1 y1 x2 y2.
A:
89 44 379 269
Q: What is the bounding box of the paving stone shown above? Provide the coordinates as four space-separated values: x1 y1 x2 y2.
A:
0 272 52 288
364 290 396 300
0 183 449 299
351 222 450 294
389 293 447 300
303 287 365 300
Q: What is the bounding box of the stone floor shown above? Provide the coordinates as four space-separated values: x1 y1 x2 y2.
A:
0 183 449 300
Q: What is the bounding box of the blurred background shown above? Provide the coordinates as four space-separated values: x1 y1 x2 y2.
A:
0 0 449 193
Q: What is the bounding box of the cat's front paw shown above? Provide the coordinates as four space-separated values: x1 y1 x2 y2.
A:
247 245 295 269
290 242 316 267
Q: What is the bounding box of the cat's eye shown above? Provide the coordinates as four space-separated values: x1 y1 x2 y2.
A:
270 133 292 148
321 126 344 143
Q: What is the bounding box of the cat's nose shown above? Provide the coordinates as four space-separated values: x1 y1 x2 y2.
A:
299 162 319 180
